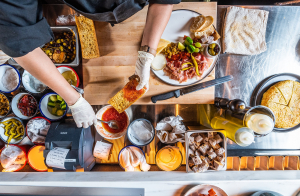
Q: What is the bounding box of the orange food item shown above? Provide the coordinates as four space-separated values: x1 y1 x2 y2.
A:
28 146 47 172
199 188 217 196
102 107 128 133
108 76 146 113
123 79 146 102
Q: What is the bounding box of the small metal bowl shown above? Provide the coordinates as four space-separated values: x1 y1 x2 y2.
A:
22 70 47 94
127 118 155 147
0 93 11 119
0 64 21 93
118 145 145 170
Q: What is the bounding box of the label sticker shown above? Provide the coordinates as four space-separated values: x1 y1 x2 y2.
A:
93 141 112 161
46 147 69 169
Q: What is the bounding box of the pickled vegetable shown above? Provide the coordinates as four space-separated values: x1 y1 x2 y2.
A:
184 37 193 46
178 42 185 50
187 45 196 53
0 94 9 116
195 42 202 48
47 95 66 117
0 119 24 144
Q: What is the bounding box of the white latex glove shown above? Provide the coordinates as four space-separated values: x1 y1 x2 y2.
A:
68 94 97 128
135 51 154 91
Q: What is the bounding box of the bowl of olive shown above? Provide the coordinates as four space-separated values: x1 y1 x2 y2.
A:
205 43 221 58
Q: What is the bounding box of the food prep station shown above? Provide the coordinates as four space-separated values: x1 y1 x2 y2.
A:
1 2 300 196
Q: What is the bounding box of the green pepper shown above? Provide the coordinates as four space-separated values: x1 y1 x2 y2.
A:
191 54 200 76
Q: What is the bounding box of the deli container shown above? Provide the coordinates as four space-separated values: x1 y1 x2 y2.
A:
8 26 79 66
185 129 227 173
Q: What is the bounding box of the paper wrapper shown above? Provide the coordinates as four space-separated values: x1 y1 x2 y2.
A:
0 145 26 172
156 115 186 143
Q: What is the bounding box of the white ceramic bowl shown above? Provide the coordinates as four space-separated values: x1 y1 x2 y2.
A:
39 92 68 121
204 43 221 59
57 66 80 87
12 93 38 120
0 64 21 93
0 117 25 144
22 70 47 94
95 105 130 139
0 93 11 119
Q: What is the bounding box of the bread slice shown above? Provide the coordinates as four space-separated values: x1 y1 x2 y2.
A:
194 25 215 38
190 15 206 33
199 16 214 32
75 15 100 59
108 77 146 113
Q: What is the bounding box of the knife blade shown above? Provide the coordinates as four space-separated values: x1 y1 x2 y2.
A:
151 75 233 103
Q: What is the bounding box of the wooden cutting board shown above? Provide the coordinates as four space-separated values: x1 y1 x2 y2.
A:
83 2 217 105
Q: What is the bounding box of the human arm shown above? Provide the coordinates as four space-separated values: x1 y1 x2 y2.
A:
135 3 173 90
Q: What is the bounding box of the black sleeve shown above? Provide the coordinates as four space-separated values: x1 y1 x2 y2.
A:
149 0 181 4
0 0 54 58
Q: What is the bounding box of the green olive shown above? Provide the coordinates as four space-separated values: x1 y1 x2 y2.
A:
56 40 61 44
209 49 215 56
209 43 216 49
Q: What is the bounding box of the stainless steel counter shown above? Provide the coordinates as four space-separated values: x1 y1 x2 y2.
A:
215 5 300 156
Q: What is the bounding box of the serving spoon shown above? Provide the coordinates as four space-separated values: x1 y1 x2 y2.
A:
97 119 119 130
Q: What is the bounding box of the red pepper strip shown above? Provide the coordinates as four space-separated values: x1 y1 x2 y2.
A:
191 54 200 76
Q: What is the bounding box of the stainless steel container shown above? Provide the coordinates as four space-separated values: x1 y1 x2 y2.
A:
185 129 227 173
8 26 79 67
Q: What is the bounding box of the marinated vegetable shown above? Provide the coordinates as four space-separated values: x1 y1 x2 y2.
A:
0 118 24 144
47 95 66 116
0 94 9 116
42 31 76 63
17 95 37 117
161 42 180 59
208 43 220 56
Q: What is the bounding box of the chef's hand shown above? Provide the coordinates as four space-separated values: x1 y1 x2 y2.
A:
135 51 154 91
69 94 97 128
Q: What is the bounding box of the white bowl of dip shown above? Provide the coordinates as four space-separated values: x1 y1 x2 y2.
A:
0 64 21 93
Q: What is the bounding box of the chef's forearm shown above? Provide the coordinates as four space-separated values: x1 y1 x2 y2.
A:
141 4 173 50
14 48 80 105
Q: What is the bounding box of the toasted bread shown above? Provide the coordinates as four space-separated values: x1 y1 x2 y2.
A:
190 15 206 33
194 25 215 39
75 15 100 59
200 16 214 32
108 77 146 113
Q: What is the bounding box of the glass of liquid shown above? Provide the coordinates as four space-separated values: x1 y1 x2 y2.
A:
211 116 254 147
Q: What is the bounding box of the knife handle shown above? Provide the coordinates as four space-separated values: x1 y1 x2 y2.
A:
151 90 181 103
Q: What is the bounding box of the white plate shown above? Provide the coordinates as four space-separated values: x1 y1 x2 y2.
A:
39 93 67 121
184 184 228 196
152 10 219 86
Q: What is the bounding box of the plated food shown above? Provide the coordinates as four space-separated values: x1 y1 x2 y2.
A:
187 131 226 173
0 93 10 117
26 117 50 144
152 12 220 85
261 80 300 129
42 31 76 63
0 145 27 172
184 184 228 196
17 94 37 117
0 117 24 144
119 146 150 172
47 95 67 117
108 76 146 113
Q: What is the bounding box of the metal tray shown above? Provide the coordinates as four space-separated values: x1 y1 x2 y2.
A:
251 73 300 132
8 26 79 67
185 129 227 173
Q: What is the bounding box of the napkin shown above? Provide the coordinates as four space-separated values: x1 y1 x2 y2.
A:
222 6 269 55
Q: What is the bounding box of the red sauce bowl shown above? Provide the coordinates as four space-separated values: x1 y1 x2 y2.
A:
95 105 130 140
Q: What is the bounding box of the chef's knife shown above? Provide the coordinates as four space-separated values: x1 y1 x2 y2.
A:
151 75 233 103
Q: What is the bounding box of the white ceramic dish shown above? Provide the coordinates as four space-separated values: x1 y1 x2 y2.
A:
57 66 80 87
118 145 145 170
127 118 155 147
152 9 219 86
22 70 47 94
12 93 38 120
0 64 21 93
0 93 11 119
184 184 228 196
95 105 130 140
39 92 68 121
0 117 25 144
